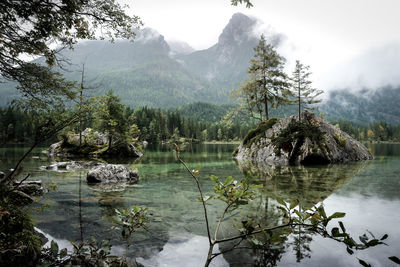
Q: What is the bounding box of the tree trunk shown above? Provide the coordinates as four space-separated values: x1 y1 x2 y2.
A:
264 95 269 121
108 135 112 150
298 84 301 121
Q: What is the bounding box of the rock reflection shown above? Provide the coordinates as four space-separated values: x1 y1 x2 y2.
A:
236 159 370 207
217 160 371 266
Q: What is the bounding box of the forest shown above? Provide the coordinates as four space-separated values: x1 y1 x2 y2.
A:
1 103 400 146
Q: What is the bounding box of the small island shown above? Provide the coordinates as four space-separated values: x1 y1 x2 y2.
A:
234 111 373 165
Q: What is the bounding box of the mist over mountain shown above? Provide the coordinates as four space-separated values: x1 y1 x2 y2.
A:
0 13 399 124
321 86 400 125
167 40 195 55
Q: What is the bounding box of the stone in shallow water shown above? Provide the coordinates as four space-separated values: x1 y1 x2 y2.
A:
9 190 34 206
40 161 104 171
86 164 139 183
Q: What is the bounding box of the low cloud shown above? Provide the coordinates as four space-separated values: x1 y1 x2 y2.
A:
320 43 400 92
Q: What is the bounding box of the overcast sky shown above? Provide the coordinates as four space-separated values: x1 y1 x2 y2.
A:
122 0 400 92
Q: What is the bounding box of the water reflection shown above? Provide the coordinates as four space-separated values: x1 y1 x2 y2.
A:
216 160 371 266
137 232 229 267
1 144 399 266
236 160 370 207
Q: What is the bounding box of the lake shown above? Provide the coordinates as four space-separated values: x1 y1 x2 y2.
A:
0 143 399 267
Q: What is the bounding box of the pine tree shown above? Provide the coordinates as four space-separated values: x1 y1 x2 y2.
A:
235 35 291 121
97 90 128 149
290 60 323 121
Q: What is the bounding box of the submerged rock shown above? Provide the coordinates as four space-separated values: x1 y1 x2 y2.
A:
9 190 34 206
17 183 46 196
235 111 373 165
86 164 139 183
40 161 103 171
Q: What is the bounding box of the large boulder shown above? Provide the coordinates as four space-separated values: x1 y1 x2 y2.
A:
86 164 139 183
104 143 143 158
235 111 373 165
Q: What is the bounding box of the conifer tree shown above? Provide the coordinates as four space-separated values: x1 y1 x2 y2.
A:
290 60 323 121
97 90 127 149
236 35 291 121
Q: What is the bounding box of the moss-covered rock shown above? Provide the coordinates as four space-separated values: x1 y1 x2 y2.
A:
235 111 373 165
47 128 143 158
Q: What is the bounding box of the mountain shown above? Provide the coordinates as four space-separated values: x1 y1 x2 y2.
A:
0 13 276 107
177 13 258 86
1 13 400 124
167 40 195 55
321 86 400 125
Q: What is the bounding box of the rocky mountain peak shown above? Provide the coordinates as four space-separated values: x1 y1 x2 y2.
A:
217 13 257 46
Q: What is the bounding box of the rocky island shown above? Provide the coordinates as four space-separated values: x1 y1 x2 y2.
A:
47 128 143 158
234 111 373 165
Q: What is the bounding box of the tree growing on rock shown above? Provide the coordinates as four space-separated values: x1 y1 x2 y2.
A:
97 90 128 149
235 35 291 121
290 60 323 121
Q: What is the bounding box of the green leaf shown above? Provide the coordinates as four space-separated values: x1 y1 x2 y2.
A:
359 234 368 244
50 240 59 257
331 227 340 237
277 206 287 214
289 199 299 210
223 176 234 186
339 221 346 233
59 248 68 258
317 205 327 219
210 175 219 183
276 198 286 206
304 212 311 220
358 258 372 267
294 209 303 219
389 256 400 264
329 212 346 219
344 237 356 247
346 247 354 255
380 234 388 240
366 239 380 247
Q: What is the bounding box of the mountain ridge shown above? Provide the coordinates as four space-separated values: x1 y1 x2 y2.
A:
0 13 399 124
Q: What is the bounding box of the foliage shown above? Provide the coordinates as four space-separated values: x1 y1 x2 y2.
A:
40 238 134 267
113 206 149 241
231 0 254 8
97 90 129 148
272 120 324 155
290 60 323 120
40 206 148 266
175 145 389 266
234 35 291 121
0 0 141 109
0 199 42 264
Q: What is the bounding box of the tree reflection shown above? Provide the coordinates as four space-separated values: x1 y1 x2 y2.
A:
218 160 371 266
